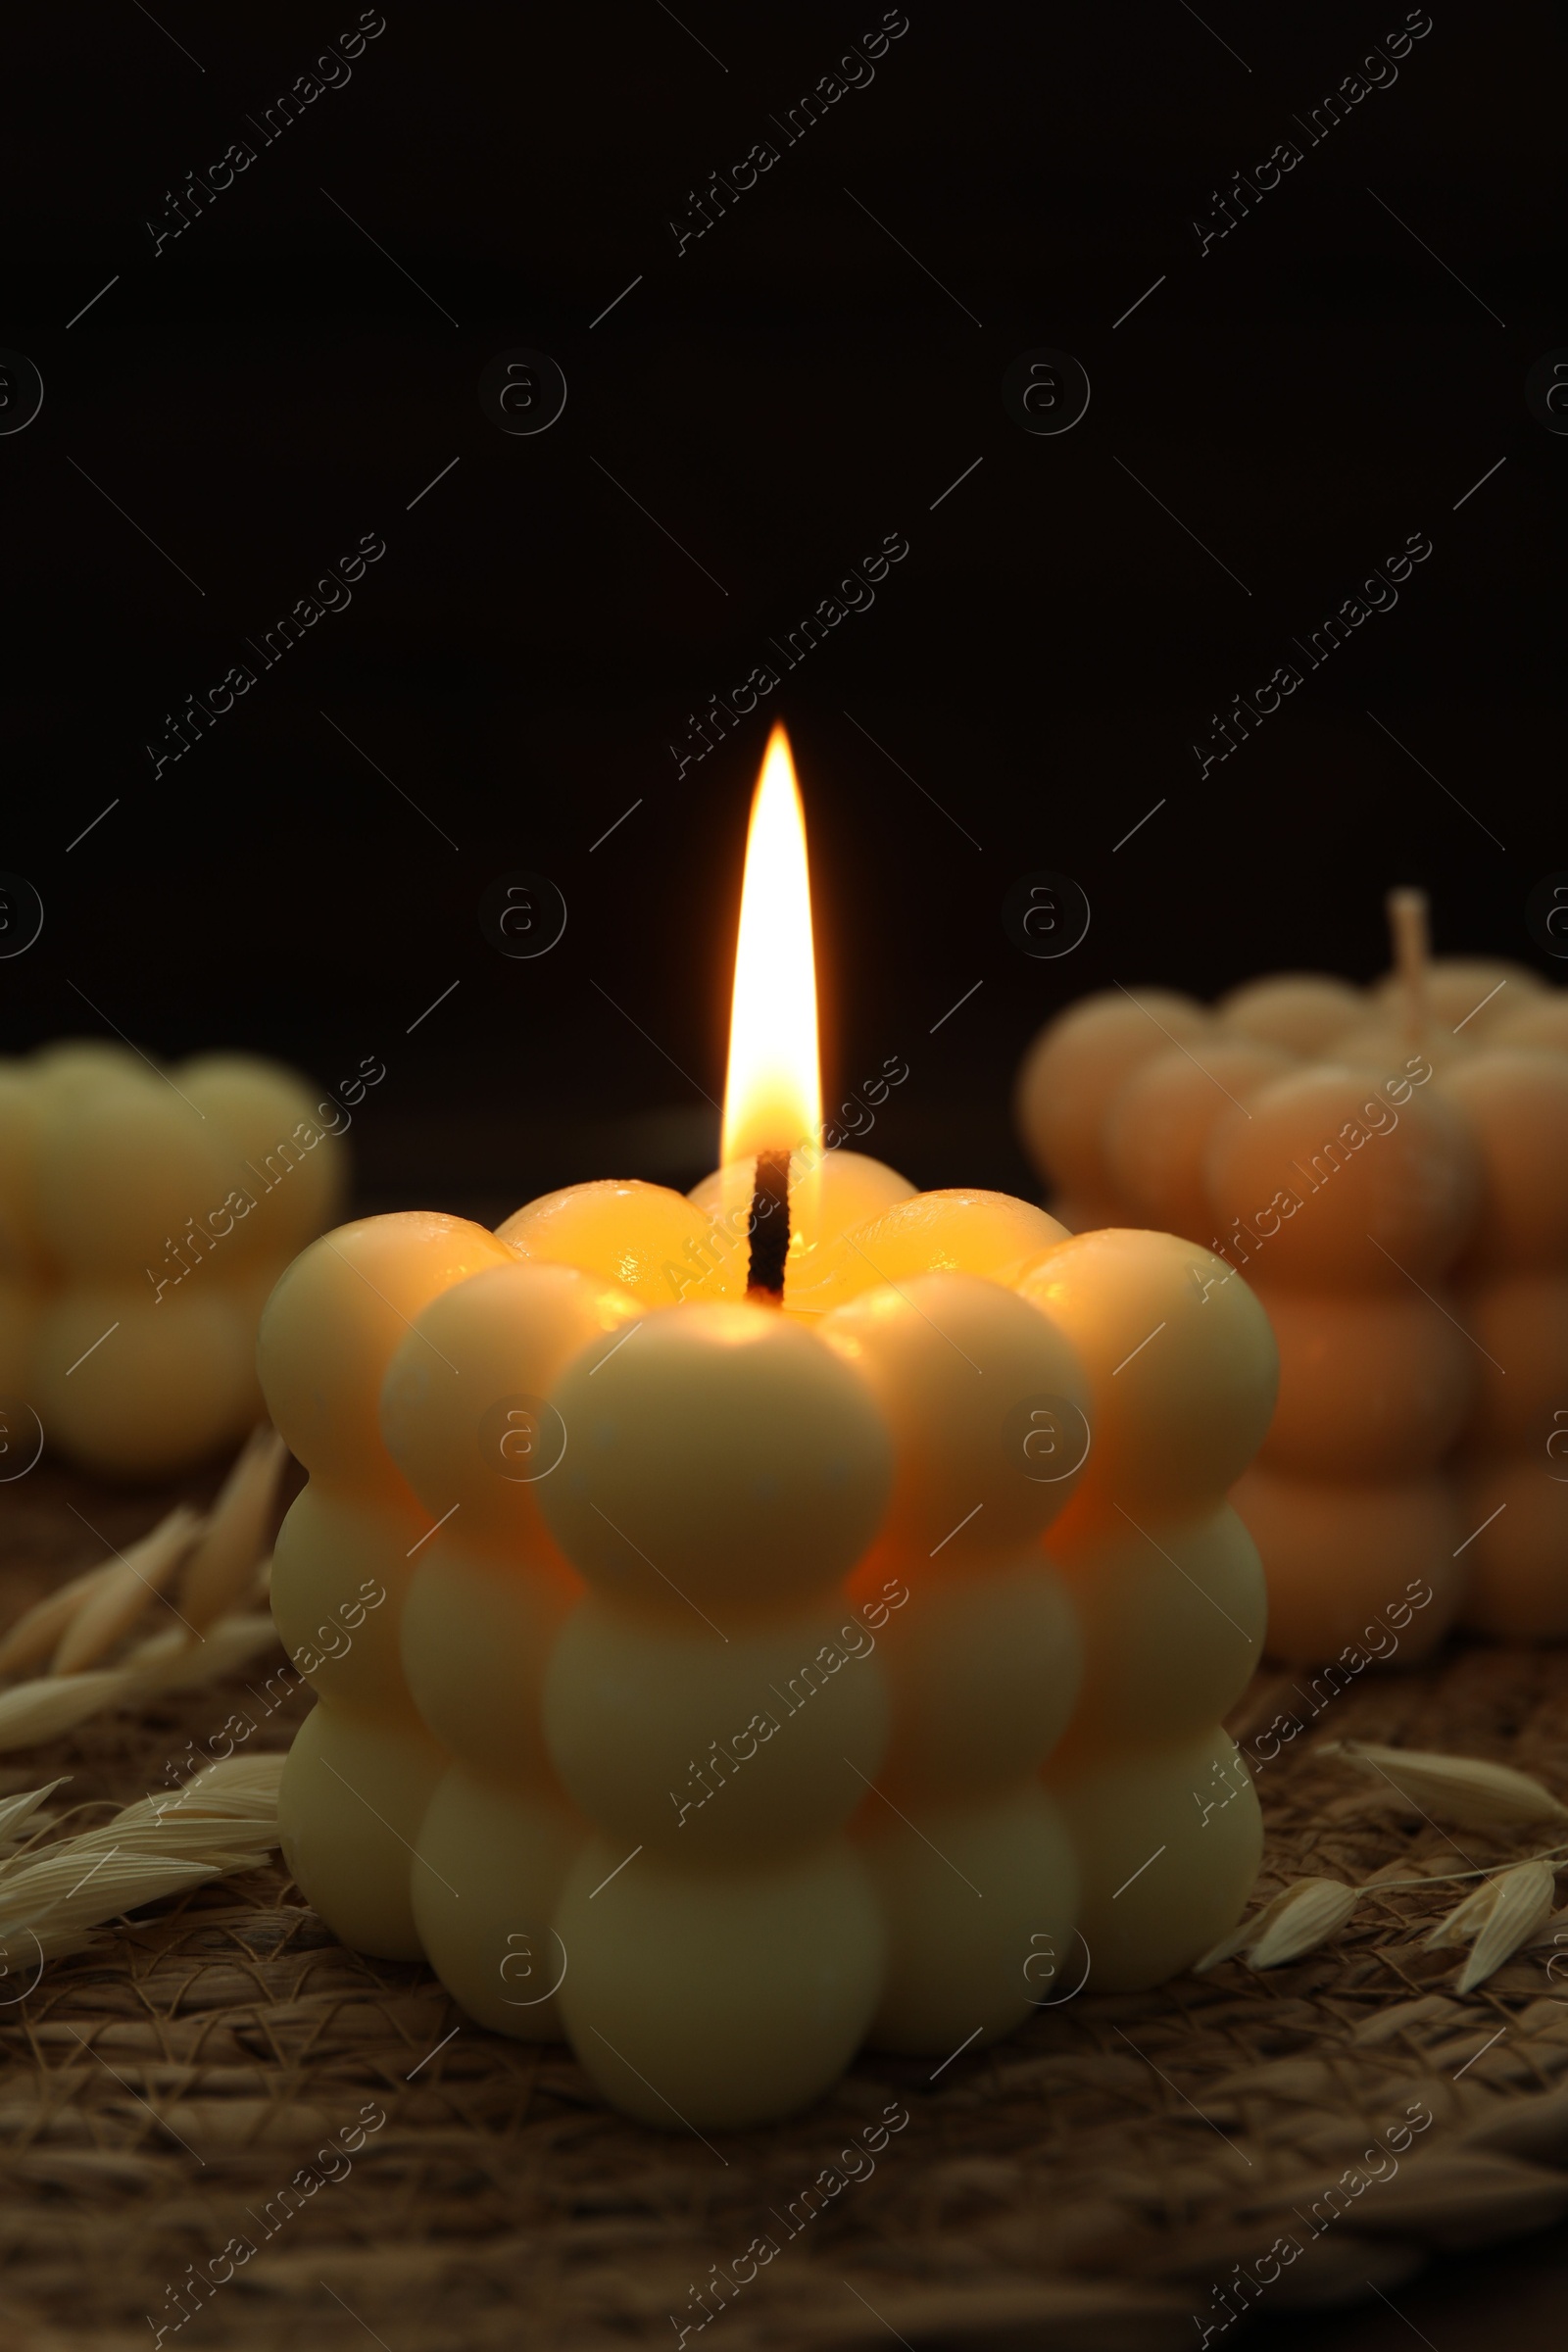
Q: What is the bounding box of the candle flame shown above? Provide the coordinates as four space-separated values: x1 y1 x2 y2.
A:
721 723 821 1163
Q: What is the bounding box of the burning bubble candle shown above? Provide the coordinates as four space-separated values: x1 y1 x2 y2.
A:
262 725 1277 2131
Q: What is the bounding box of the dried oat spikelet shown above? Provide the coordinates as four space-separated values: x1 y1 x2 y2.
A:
0 1754 284 1964
50 1505 203 1675
0 1560 121 1680
1323 1740 1568 1831
0 1427 289 1753
1349 1993 1459 2046
177 1427 287 1634
0 1620 281 1757
1425 1859 1559 1993
0 1780 69 1855
126 1752 285 1826
1195 1876 1361 1973
0 1670 140 1751
124 1614 280 1693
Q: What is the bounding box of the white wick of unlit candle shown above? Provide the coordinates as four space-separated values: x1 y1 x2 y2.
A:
1387 885 1431 1051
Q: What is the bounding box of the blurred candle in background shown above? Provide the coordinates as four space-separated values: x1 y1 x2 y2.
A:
0 1043 354 1475
1016 888 1568 1657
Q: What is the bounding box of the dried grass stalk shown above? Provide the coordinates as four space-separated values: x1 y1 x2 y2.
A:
1249 1878 1362 1968
0 1560 120 1679
0 1755 284 1964
0 1671 139 1750
1349 1994 1459 2045
1196 1877 1360 1973
50 1505 203 1675
1425 1880 1501 1951
149 1750 284 1814
0 1429 290 1754
177 1428 287 1633
126 1614 281 1693
3 1852 225 1960
1423 1861 1560 1993
0 1621 285 1758
1322 1740 1568 1830
0 1780 68 1852
1461 1865 1558 1992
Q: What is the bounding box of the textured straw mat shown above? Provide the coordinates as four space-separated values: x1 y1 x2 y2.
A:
6 1465 1568 2352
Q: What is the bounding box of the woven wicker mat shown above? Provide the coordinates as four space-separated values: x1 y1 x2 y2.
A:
6 1462 1568 2352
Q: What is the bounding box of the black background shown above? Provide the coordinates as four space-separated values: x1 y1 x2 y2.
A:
4 0 1563 1221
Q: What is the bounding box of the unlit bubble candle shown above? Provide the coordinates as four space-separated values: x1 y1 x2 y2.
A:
0 1041 349 1475
1016 890 1568 1658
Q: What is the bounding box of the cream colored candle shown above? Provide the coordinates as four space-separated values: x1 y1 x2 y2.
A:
1 1042 350 1475
1013 990 1212 1231
687 1149 914 1295
1019 1229 1275 1987
1102 1041 1292 1243
499 1178 743 1303
1491 999 1568 1053
1443 1050 1568 1639
262 1212 521 1957
1334 902 1542 1072
266 725 1278 2130
1374 955 1546 1039
1195 1053 1479 1662
1017 889 1568 1660
1217 973 1363 1056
